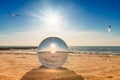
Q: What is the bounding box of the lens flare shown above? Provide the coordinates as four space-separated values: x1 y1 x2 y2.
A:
32 8 66 32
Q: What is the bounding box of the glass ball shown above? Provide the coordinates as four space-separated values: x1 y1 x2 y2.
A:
37 37 69 68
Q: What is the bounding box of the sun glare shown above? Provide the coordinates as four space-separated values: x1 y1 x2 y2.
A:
32 8 65 32
43 12 62 26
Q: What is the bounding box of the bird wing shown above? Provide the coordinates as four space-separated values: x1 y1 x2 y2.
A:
7 11 20 16
108 26 111 28
7 11 12 15
15 14 20 16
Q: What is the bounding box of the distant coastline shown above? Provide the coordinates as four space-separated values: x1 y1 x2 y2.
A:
0 46 120 54
0 46 37 50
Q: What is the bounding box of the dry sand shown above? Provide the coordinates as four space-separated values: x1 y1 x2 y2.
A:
0 51 120 80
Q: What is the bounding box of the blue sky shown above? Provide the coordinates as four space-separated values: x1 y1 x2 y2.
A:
0 0 120 46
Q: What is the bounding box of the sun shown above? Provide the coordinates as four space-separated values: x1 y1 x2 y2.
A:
32 8 65 32
43 12 62 26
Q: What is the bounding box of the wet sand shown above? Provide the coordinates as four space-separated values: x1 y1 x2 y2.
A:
0 52 120 80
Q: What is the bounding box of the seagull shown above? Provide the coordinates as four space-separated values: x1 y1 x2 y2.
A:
7 11 20 17
106 25 111 32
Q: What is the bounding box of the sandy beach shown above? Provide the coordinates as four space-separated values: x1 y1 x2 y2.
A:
0 51 120 80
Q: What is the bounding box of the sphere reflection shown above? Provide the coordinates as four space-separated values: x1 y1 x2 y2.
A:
37 37 69 68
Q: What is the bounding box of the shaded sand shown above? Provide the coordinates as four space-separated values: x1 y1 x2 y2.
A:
21 66 83 80
0 52 120 80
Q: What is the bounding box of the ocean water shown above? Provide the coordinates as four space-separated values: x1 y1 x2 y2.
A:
0 46 120 54
69 46 120 54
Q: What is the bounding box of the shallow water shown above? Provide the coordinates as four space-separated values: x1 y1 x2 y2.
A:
70 46 120 54
0 46 120 54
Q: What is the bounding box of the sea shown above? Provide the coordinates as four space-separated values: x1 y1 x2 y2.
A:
69 46 120 54
0 46 120 54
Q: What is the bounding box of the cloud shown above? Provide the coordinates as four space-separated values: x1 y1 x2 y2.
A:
0 35 8 37
0 29 119 46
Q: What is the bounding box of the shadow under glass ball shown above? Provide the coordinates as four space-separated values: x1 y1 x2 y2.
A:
37 37 69 68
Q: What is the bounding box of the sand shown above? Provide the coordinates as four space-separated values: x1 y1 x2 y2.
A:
0 51 120 80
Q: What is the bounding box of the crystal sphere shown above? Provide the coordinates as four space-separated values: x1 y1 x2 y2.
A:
37 37 69 68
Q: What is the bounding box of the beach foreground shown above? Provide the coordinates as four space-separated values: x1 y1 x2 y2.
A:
0 52 120 80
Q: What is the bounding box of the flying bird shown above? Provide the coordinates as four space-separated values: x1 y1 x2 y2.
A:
106 25 111 32
7 11 20 17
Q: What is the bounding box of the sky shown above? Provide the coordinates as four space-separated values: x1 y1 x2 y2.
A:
0 0 120 46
